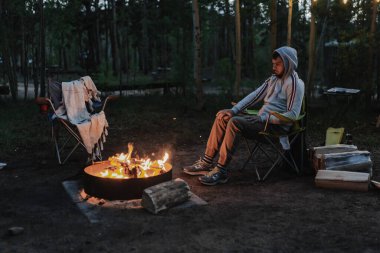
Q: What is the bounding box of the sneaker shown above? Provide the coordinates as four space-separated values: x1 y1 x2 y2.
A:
183 159 213 175
198 167 229 186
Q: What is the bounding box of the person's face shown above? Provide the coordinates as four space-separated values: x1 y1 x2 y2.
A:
272 57 285 77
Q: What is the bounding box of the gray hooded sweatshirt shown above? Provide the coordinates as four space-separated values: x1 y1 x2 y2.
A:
231 46 305 130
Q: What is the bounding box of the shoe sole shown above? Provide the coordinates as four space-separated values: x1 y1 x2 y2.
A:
198 177 229 186
183 169 210 176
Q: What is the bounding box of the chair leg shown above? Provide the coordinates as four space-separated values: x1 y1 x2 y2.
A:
262 155 282 181
261 136 299 180
260 150 298 181
300 132 304 172
287 151 300 174
62 142 81 164
52 121 87 165
240 139 258 171
243 133 303 181
240 138 262 180
54 136 62 165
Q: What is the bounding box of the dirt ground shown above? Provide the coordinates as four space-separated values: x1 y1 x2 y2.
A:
1 96 380 252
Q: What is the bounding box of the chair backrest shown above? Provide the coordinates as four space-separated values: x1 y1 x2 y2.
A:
289 95 307 133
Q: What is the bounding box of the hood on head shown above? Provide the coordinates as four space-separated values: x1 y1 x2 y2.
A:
274 46 298 79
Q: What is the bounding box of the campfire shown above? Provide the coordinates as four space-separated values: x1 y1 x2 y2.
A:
83 143 173 200
99 143 171 179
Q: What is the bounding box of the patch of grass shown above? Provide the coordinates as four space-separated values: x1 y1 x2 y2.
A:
1 95 380 161
0 101 50 158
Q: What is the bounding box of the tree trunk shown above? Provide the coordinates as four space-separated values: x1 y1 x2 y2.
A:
233 0 241 100
192 0 203 109
224 0 230 59
39 0 46 97
105 1 109 76
110 0 120 77
22 13 29 100
244 1 256 79
307 0 317 101
314 0 330 91
270 0 277 52
33 45 40 99
369 0 378 104
3 46 18 100
287 0 293 46
142 0 149 74
61 33 68 71
84 1 96 73
95 0 101 66
0 2 17 100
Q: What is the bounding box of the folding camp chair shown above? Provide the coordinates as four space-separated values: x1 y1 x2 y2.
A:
37 94 117 165
240 104 306 181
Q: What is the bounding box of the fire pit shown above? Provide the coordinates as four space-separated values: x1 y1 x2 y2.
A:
83 143 172 200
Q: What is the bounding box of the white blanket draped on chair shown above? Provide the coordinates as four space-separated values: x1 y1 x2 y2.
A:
58 79 108 155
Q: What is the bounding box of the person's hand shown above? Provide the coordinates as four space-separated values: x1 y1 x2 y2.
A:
216 109 234 120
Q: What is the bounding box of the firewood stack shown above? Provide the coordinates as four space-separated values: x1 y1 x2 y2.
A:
310 144 373 191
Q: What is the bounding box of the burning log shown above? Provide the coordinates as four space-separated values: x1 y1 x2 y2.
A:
126 142 133 160
141 178 191 214
100 143 170 179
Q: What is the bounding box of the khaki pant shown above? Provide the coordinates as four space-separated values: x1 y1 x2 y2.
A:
204 115 285 169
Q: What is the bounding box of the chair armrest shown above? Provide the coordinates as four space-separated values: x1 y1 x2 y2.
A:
246 109 259 115
269 111 295 124
35 97 49 105
263 111 304 133
107 95 119 101
35 97 55 110
231 102 259 116
101 95 119 111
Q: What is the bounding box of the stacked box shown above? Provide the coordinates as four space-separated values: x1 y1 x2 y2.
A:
315 170 370 192
310 144 358 171
323 151 372 174
310 144 372 176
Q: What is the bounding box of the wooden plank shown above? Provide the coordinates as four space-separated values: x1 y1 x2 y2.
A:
315 170 370 192
315 180 369 192
315 170 370 182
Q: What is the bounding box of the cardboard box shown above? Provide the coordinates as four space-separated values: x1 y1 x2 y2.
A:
310 144 358 171
315 170 370 192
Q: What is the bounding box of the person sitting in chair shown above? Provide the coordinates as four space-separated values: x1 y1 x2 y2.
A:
183 46 305 185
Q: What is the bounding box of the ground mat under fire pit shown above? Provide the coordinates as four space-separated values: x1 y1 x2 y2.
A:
62 179 207 223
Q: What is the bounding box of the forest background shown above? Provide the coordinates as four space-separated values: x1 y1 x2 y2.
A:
0 0 379 107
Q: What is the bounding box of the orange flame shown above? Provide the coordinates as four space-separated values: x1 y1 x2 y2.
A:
98 143 170 179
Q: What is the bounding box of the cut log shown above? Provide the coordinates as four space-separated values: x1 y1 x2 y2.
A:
141 178 191 214
315 170 370 192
